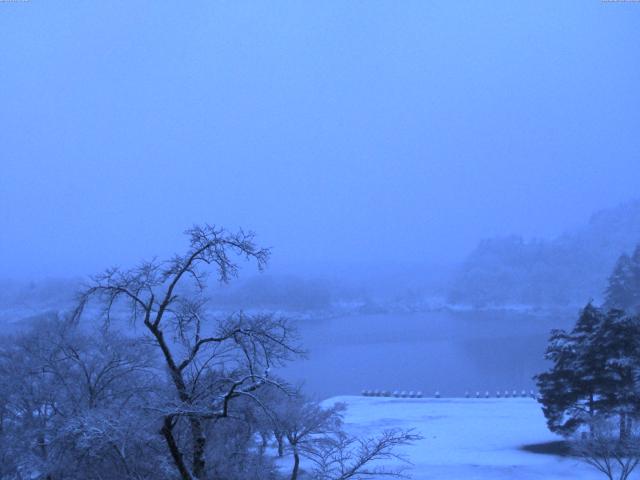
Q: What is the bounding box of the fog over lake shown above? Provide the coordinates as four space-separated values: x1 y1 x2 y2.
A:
0 276 576 399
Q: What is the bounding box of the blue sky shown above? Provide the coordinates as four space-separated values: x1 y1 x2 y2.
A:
1 1 639 277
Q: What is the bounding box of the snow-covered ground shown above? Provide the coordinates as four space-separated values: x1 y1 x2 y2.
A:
322 396 605 480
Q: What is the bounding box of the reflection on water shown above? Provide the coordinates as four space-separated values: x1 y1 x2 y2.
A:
283 309 577 398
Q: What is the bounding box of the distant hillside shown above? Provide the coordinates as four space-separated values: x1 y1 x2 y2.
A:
448 200 640 307
0 274 335 322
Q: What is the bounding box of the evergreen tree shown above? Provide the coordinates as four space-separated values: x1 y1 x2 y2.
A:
535 304 606 435
594 309 640 439
604 245 640 312
536 304 640 439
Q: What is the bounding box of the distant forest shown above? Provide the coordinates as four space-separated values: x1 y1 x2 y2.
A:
448 200 640 307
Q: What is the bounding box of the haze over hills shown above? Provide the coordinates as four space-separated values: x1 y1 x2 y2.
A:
2 199 640 324
448 199 640 308
0 268 449 327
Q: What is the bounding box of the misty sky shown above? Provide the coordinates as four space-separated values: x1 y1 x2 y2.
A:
1 1 639 279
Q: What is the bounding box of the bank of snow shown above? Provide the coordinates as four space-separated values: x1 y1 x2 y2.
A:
322 396 604 479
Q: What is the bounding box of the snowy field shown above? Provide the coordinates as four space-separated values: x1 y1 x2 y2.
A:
320 396 606 480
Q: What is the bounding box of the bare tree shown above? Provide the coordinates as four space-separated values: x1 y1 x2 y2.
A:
0 317 165 480
308 428 422 480
269 395 345 480
73 225 302 480
572 417 640 480
2 226 419 480
267 393 421 480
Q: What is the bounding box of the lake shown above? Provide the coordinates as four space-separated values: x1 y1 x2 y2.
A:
283 308 577 398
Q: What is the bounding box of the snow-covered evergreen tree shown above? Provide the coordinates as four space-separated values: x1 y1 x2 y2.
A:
604 245 640 312
593 309 640 439
536 304 640 439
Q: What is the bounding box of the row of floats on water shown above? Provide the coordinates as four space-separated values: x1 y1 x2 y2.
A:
361 389 538 398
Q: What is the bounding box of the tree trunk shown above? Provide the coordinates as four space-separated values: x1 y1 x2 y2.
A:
148 323 207 479
290 446 300 480
620 412 627 441
38 432 47 461
161 417 193 480
190 417 207 479
626 415 633 440
259 432 269 455
276 432 285 457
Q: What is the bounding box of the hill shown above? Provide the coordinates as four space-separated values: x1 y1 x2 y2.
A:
448 200 640 307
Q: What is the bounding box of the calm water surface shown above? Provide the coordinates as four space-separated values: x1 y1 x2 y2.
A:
283 309 576 398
